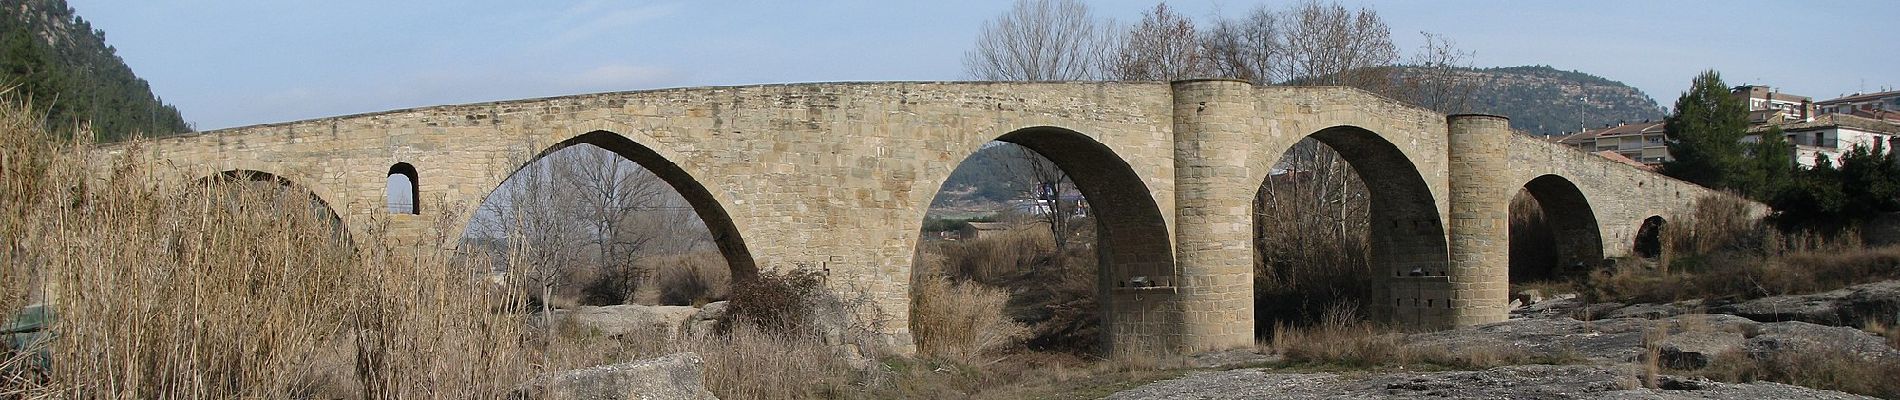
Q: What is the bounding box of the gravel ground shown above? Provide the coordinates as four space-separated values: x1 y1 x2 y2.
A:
1107 364 1875 400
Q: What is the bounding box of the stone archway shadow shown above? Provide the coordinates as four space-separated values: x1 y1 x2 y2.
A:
487 130 759 280
1253 125 1450 329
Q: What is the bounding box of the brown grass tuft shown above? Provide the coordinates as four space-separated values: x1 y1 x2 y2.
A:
910 275 1029 362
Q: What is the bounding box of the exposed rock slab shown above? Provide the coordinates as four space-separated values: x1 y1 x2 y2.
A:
1712 280 1900 327
1106 364 1875 400
554 305 701 338
514 352 719 400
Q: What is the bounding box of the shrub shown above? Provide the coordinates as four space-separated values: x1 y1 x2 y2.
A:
911 275 1029 361
723 268 827 334
651 252 730 306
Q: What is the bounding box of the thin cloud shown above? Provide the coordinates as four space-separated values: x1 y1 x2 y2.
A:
550 2 681 47
559 64 681 92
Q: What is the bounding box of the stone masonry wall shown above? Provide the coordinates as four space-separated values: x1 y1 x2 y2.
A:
93 81 1749 355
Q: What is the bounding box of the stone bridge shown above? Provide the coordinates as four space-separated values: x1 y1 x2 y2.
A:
99 80 1732 355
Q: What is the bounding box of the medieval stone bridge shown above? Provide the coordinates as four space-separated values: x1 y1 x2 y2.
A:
99 80 1730 355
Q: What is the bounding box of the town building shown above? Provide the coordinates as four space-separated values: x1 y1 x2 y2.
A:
1816 89 1900 123
1552 120 1670 166
1745 113 1900 167
1732 85 1814 124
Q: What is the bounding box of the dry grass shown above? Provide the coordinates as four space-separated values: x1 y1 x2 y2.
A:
910 275 1030 361
1263 305 1564 370
1695 348 1900 399
645 251 730 306
1579 194 1900 304
0 95 536 398
923 227 1054 284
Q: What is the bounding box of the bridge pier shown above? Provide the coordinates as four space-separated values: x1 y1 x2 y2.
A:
1446 114 1512 325
1163 79 1258 353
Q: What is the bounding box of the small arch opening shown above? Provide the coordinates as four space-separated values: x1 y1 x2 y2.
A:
1634 216 1666 259
387 162 419 214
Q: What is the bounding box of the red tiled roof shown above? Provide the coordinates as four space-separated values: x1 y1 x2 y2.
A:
1592 151 1654 170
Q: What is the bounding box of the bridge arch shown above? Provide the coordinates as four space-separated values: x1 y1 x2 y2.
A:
1253 125 1450 327
199 169 352 246
1634 216 1666 259
1509 174 1605 282
911 125 1175 354
470 129 758 279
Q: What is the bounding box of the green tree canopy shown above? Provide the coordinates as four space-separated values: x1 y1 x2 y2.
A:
1661 70 1750 189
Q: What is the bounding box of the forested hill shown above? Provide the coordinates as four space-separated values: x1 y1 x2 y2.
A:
1396 65 1666 136
2 0 190 140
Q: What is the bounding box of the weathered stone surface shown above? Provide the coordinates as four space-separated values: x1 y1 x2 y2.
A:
1744 321 1900 363
1712 280 1900 327
514 353 718 400
555 305 700 338
1604 299 1705 320
1715 290 1851 325
1411 313 1760 364
1106 364 1875 399
1842 280 1900 327
1653 329 1744 370
108 81 1742 354
683 301 728 339
1409 315 1651 363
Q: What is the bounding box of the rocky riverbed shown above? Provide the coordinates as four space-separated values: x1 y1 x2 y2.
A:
1110 280 1900 400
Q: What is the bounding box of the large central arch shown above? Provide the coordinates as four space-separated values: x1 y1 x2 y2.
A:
913 126 1177 354
473 130 758 280
1254 126 1450 328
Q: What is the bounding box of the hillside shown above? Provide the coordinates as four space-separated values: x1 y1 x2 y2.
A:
1 0 189 140
1397 65 1666 136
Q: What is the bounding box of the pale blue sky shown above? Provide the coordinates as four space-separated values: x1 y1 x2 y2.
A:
66 0 1899 131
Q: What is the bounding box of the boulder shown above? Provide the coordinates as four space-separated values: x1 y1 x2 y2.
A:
1652 329 1744 370
555 305 700 338
1714 289 1850 325
1711 280 1900 327
1744 321 1900 363
1603 299 1704 320
514 353 718 400
1842 280 1900 327
683 302 728 338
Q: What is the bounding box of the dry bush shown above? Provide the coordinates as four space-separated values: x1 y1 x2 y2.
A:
1267 306 1406 368
916 225 1099 355
1583 194 1900 304
1696 348 1900 398
723 268 828 335
1253 142 1376 330
911 275 1029 361
926 227 1054 285
0 95 538 397
646 251 730 306
1266 304 1556 370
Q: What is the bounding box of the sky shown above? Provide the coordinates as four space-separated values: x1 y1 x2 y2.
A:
64 0 1900 131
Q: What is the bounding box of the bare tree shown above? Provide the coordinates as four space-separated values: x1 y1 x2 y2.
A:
469 156 587 325
963 0 1107 81
1104 2 1214 81
1276 0 1397 89
1202 0 1396 89
1202 7 1280 84
1000 143 1083 271
465 144 714 311
1392 31 1477 114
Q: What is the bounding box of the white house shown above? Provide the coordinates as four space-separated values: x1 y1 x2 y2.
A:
1744 114 1900 167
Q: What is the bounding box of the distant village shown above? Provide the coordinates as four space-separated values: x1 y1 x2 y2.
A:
1552 86 1900 169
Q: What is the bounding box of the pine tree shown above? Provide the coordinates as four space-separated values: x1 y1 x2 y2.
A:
1741 126 1793 200
1661 70 1750 189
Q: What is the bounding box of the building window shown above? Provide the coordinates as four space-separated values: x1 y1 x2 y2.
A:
387 162 419 214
